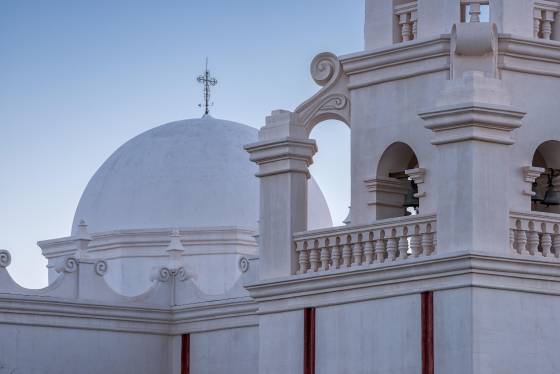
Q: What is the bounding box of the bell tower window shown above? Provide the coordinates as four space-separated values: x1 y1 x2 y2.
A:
460 1 490 23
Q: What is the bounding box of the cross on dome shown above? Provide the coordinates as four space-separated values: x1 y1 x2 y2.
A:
197 58 218 116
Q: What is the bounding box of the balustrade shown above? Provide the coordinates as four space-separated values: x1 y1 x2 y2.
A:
395 2 418 43
534 2 560 40
510 212 560 258
460 1 489 23
294 215 437 275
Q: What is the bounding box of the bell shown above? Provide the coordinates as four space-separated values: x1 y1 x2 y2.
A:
403 180 419 209
532 181 545 203
543 182 560 207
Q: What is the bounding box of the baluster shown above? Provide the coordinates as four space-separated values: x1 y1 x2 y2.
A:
410 226 422 258
515 228 527 255
527 222 539 256
386 234 398 262
469 2 481 23
411 11 418 40
534 9 543 38
342 237 352 268
542 10 554 40
542 232 552 257
375 231 386 263
432 231 437 253
309 241 320 273
400 13 412 42
421 232 433 256
352 235 364 266
363 233 374 265
553 226 560 258
297 241 309 274
331 238 342 269
510 228 516 252
320 239 330 271
398 227 409 260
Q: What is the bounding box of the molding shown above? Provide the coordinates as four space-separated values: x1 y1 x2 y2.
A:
522 166 546 196
420 103 525 145
40 226 258 260
246 251 560 314
341 36 451 90
245 137 317 178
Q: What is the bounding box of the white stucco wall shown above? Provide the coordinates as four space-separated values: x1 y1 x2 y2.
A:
316 295 421 374
0 325 171 374
190 326 259 374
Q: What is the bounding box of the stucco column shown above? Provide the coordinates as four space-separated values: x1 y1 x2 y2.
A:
245 110 317 279
420 72 525 254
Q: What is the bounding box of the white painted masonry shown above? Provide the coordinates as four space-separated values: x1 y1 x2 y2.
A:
3 1 560 373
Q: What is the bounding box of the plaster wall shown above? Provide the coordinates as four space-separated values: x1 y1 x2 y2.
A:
190 326 259 374
258 311 303 374
315 294 421 374
472 288 560 373
99 253 245 297
502 70 560 213
0 324 170 374
434 288 473 374
350 71 447 224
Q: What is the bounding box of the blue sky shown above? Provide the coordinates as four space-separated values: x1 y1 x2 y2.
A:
0 1 362 287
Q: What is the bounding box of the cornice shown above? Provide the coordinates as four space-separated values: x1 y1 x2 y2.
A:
340 36 451 89
0 293 258 336
246 251 560 314
340 36 451 75
335 34 560 92
40 226 258 259
498 34 560 78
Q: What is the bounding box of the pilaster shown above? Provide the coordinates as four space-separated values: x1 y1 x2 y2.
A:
420 71 525 255
245 111 317 279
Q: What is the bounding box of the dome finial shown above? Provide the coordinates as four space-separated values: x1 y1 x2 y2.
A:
197 58 218 116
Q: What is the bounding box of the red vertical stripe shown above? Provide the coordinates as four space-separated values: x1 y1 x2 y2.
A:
422 292 434 374
304 307 316 374
181 334 190 374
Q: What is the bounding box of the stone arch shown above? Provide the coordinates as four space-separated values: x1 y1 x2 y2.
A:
294 52 351 138
377 142 419 178
308 119 351 227
368 142 421 220
532 140 560 214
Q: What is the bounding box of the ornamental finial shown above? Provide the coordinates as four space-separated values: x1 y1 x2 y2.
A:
197 58 218 116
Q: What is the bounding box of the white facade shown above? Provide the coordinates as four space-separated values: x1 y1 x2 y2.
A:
3 1 560 373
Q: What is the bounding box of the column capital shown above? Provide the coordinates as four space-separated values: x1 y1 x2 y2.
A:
245 137 317 178
419 72 526 145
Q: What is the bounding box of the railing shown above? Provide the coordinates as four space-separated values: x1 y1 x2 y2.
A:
460 1 490 23
534 2 560 40
510 211 560 258
394 1 418 43
294 214 437 275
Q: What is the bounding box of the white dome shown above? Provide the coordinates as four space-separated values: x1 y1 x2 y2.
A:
72 116 332 235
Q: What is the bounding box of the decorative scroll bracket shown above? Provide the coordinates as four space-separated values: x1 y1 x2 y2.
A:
294 52 351 136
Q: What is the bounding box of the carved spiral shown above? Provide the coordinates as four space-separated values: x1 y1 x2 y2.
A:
176 267 189 281
64 257 78 273
94 260 108 276
310 52 341 87
0 250 11 268
239 257 250 273
158 267 171 282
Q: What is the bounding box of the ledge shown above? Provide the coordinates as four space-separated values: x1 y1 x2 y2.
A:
246 251 560 314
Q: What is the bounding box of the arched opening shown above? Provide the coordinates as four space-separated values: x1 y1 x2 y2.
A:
532 140 560 214
308 120 351 228
372 142 420 220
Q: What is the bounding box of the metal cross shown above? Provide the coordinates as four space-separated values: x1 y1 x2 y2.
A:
197 58 218 115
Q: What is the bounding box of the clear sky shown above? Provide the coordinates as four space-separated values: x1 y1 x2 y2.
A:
0 0 363 288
